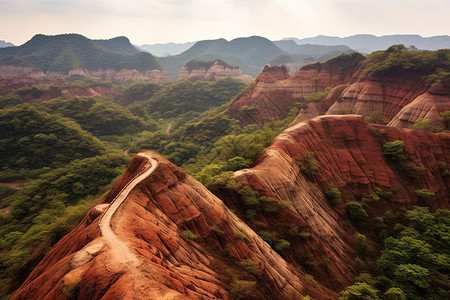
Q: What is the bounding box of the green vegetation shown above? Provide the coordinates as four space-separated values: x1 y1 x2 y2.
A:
294 150 320 179
360 45 450 85
128 78 247 119
414 189 434 206
412 119 443 132
182 230 198 241
382 140 406 161
37 96 150 136
345 201 368 225
325 183 341 205
0 34 162 73
234 231 247 240
365 111 389 125
304 87 332 102
0 105 106 178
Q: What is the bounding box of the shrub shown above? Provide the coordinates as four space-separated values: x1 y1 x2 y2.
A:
295 150 320 178
339 282 381 300
383 140 406 160
414 189 434 206
182 230 198 241
231 280 257 299
210 225 224 236
384 287 407 300
234 231 247 240
274 239 291 251
346 202 368 225
258 231 275 244
325 184 341 205
239 259 261 276
365 111 389 124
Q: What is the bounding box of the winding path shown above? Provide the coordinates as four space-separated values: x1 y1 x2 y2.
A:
98 152 158 266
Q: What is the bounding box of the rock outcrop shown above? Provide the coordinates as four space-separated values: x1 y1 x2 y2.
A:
225 53 363 127
227 115 449 291
0 73 117 98
177 59 253 82
325 76 430 119
388 78 450 130
13 151 336 300
12 115 450 299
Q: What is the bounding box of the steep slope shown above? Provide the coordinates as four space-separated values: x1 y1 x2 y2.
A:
177 59 253 82
388 78 450 130
13 151 335 300
0 34 170 83
225 53 364 126
159 36 287 79
223 115 449 292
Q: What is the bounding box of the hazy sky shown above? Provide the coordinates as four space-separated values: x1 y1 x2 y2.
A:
0 0 448 45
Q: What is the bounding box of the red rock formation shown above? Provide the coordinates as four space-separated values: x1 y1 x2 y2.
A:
13 151 337 300
388 78 450 130
177 60 253 82
229 115 449 291
325 76 430 120
0 73 117 99
225 54 362 127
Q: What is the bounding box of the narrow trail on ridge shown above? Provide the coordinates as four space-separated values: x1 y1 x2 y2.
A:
98 152 160 297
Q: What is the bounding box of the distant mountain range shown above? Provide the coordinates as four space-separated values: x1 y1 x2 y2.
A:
285 34 450 53
0 40 14 48
139 42 195 56
0 34 161 73
158 36 353 79
0 34 170 82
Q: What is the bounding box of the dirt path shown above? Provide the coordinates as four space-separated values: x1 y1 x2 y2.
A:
165 122 172 135
98 152 160 295
0 181 24 190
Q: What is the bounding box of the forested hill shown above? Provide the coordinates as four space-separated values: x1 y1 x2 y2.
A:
92 36 140 54
0 34 162 73
158 36 355 79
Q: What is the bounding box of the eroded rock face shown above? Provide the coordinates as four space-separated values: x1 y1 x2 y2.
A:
225 57 361 127
231 115 449 291
0 65 171 83
325 77 430 119
0 73 117 98
13 151 335 300
388 79 450 130
177 60 253 82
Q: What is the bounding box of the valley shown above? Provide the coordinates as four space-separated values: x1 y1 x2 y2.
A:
0 37 449 300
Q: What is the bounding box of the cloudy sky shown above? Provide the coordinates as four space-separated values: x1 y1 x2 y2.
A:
0 0 448 45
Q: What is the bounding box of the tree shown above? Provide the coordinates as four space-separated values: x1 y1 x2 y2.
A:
339 282 380 300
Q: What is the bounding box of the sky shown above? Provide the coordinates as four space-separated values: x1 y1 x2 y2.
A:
0 0 449 46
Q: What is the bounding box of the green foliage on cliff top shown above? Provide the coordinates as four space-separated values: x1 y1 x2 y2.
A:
360 45 450 84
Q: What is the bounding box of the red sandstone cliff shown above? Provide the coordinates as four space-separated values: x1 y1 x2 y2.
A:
225 115 449 291
0 73 117 99
13 151 335 300
388 78 450 130
13 116 449 299
177 60 253 82
225 53 363 127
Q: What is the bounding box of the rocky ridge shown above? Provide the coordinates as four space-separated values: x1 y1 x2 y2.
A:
177 59 253 82
13 151 334 300
0 73 117 98
13 115 450 299
225 53 363 126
